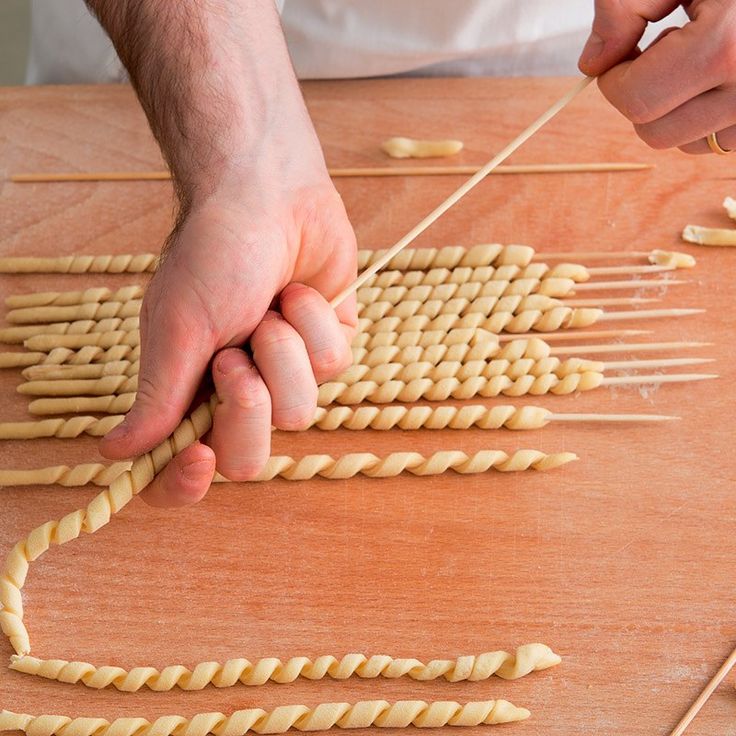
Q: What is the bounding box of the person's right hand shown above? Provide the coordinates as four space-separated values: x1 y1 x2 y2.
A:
579 0 736 154
99 131 358 507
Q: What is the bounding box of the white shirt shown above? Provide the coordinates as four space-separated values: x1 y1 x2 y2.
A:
26 1 686 84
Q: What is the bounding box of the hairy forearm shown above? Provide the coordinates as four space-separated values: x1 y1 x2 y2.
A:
86 0 317 208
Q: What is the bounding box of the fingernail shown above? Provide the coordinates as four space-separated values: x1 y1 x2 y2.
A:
581 31 605 63
216 349 242 376
182 458 213 481
104 422 130 443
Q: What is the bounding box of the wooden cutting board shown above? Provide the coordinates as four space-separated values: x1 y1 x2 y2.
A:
0 78 734 736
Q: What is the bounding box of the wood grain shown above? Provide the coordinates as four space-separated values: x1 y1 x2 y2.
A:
1 78 735 735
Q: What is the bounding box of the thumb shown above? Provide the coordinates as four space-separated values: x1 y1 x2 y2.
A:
99 288 216 461
579 0 679 75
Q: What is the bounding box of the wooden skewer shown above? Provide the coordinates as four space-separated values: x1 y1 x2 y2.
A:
534 250 654 261
550 341 711 356
329 76 596 308
549 412 678 423
586 264 676 276
597 308 704 322
498 329 650 342
572 278 689 291
601 357 714 371
602 373 717 386
667 644 736 736
563 297 659 307
9 161 651 184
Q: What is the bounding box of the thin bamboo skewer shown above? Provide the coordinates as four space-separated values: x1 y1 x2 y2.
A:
498 329 649 342
667 644 736 736
549 341 710 355
571 278 689 291
9 161 651 184
329 76 596 308
602 373 716 386
586 264 676 276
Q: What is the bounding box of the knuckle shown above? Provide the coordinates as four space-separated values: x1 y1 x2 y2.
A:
273 402 317 431
620 92 655 125
312 344 352 379
633 123 669 150
229 379 270 411
217 459 268 482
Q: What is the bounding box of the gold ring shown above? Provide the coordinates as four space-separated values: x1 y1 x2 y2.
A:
707 131 731 155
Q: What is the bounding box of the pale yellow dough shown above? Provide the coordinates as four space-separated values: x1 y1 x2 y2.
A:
381 136 464 159
0 700 530 736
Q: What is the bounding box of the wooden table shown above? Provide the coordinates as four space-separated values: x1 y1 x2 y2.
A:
0 79 735 735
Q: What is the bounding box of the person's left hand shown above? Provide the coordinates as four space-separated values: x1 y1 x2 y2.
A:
579 0 736 153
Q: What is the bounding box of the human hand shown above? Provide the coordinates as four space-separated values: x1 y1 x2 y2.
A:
579 0 736 153
99 173 357 507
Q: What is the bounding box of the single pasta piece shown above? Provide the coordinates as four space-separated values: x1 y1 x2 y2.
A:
381 136 464 159
0 317 139 345
0 253 158 274
5 285 144 310
0 449 576 486
0 700 530 736
723 196 736 220
682 224 736 246
647 250 696 268
9 643 561 691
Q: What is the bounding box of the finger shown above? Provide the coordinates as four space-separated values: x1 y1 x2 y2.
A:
210 348 272 481
280 283 353 383
597 15 725 125
579 0 679 76
634 87 736 149
251 312 318 431
99 278 216 461
139 441 216 508
678 124 736 155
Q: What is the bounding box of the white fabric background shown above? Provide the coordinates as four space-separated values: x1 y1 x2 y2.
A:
26 0 688 84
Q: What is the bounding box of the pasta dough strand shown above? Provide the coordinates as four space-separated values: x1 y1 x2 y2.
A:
0 700 530 736
9 643 560 691
0 449 576 487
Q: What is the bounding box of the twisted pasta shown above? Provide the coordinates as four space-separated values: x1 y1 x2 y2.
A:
7 299 142 325
0 405 553 439
359 307 602 336
0 699 529 735
0 344 142 370
359 269 577 298
19 374 138 397
309 405 552 431
0 317 139 345
6 285 144 310
335 356 601 389
317 370 604 405
0 462 131 487
26 363 603 412
647 250 696 269
356 244 535 271
22 360 139 381
25 329 140 352
0 449 575 487
28 392 136 415
352 340 502 368
0 415 125 440
357 293 566 323
0 253 158 273
9 643 560 691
